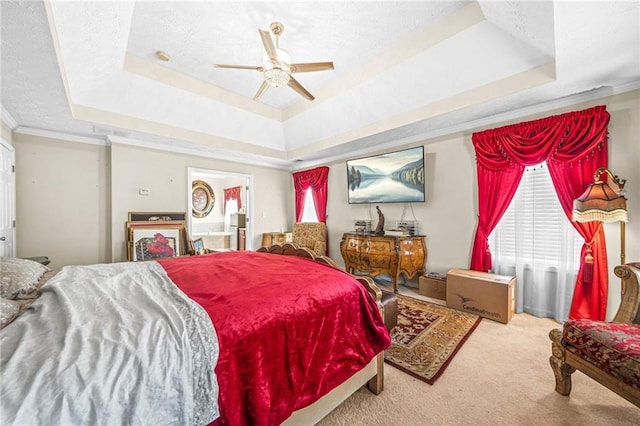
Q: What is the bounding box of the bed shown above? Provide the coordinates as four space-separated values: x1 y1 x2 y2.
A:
0 243 390 425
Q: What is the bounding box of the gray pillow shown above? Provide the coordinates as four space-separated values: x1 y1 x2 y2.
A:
0 297 22 329
0 257 51 300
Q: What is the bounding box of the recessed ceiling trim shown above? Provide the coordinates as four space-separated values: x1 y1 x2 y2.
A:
107 135 291 170
1 105 18 130
123 53 282 121
288 61 556 160
43 1 77 123
282 1 486 121
292 83 640 171
15 126 107 146
72 104 288 160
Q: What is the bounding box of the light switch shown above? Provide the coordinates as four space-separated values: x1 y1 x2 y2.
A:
139 188 150 196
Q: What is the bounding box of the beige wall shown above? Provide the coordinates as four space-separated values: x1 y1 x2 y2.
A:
13 134 110 269
13 137 293 269
325 89 639 320
110 143 293 262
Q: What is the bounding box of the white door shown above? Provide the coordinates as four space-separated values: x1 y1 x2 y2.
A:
0 140 16 257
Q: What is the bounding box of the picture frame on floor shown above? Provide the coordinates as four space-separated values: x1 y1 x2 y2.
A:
126 221 186 261
127 211 187 222
192 238 205 255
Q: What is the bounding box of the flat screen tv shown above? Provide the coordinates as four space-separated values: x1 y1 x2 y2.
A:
346 146 425 204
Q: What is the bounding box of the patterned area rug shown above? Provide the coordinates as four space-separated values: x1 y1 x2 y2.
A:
384 295 482 385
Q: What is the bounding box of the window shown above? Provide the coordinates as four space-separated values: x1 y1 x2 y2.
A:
224 198 239 231
489 162 583 322
300 188 318 222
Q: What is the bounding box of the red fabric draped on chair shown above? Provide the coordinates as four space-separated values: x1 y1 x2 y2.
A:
223 186 242 213
471 105 611 320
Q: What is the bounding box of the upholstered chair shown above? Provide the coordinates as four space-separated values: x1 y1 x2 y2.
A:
549 262 640 407
292 222 328 257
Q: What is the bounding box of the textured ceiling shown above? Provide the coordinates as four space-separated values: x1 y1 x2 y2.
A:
1 1 638 170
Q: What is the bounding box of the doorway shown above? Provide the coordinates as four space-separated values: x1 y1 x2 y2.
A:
0 139 16 256
187 167 253 251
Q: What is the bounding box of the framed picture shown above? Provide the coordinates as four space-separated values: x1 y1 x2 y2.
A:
130 227 182 261
192 238 205 255
128 212 187 222
192 180 215 218
126 221 186 261
346 146 425 204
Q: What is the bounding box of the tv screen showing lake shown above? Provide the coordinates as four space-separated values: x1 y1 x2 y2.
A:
347 146 425 204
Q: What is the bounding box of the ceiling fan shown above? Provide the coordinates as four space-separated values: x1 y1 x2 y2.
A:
214 22 334 101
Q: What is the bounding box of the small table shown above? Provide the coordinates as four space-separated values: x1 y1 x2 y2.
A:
261 232 293 248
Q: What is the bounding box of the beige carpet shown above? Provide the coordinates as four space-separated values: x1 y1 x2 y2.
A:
317 288 640 425
385 295 481 384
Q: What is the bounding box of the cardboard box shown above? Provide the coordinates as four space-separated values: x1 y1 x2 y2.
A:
446 269 516 324
418 275 447 300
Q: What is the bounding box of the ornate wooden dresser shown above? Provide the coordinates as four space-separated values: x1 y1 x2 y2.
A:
340 233 427 293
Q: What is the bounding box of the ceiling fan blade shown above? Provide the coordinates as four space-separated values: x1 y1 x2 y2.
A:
259 29 277 60
287 76 314 101
290 62 334 73
214 64 264 71
253 81 269 100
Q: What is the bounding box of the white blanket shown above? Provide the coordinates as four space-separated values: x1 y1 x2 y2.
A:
0 261 219 425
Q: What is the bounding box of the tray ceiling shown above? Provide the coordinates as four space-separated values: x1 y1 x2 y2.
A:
1 1 638 169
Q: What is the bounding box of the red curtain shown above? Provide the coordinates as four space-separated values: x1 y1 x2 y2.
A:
292 166 329 255
292 166 329 223
223 186 242 213
471 105 610 320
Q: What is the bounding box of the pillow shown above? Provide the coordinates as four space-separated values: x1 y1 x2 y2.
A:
0 297 22 329
0 257 51 300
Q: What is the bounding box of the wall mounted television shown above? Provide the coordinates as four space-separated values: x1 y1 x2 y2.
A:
346 146 425 204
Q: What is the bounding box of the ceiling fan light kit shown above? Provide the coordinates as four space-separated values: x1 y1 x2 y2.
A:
214 21 334 101
263 49 291 88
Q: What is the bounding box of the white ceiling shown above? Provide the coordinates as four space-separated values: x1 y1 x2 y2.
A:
1 1 639 169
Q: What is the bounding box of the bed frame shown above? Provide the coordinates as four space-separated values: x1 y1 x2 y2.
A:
256 243 385 424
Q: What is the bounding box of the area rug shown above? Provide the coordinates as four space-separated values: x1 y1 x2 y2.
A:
384 295 482 385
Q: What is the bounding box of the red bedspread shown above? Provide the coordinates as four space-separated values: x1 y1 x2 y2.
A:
159 251 390 426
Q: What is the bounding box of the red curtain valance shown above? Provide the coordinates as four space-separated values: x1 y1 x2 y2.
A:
224 186 242 213
471 105 611 320
473 105 610 170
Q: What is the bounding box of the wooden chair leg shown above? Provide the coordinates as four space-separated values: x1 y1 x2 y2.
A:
549 328 575 396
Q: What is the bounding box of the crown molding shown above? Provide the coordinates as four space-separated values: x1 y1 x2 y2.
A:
107 135 293 170
10 81 639 172
1 105 18 130
14 126 108 146
292 81 640 170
